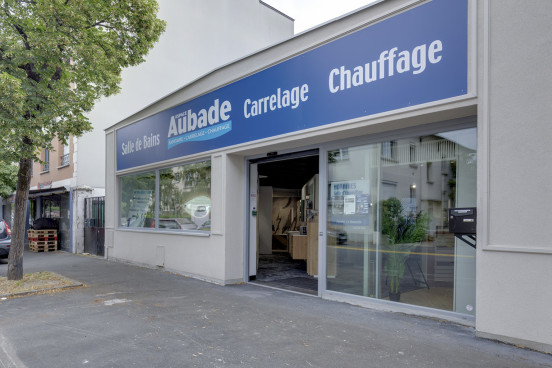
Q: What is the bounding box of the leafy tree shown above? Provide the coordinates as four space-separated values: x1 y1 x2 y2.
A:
380 197 429 297
0 0 166 280
0 162 18 199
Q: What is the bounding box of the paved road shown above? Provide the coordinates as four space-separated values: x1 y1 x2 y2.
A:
0 252 550 368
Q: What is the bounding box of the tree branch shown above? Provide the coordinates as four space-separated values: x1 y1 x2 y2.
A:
2 4 31 50
86 19 107 29
18 63 41 83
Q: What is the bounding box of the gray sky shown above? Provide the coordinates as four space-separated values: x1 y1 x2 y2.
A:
263 0 379 33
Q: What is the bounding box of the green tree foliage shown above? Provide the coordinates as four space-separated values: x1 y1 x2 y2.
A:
0 162 18 198
381 197 428 245
380 197 429 295
0 0 166 279
159 162 211 219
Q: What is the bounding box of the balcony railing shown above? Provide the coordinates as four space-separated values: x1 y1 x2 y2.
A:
60 153 70 166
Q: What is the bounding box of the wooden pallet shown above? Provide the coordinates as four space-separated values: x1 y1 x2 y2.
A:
28 236 58 241
29 242 58 252
28 229 57 237
29 240 57 246
28 229 58 248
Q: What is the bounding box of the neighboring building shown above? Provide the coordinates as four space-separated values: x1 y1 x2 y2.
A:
27 136 79 251
104 0 552 354
22 0 293 253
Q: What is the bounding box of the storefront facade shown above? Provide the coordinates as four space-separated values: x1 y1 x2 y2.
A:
105 0 552 353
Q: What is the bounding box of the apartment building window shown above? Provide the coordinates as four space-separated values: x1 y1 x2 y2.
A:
42 149 50 172
409 143 417 167
60 144 70 167
328 148 349 162
381 140 396 160
426 162 434 183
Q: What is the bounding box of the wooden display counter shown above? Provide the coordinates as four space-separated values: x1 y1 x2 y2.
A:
306 215 336 277
287 215 335 277
288 232 307 260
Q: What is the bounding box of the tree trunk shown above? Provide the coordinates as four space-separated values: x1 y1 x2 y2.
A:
7 154 33 280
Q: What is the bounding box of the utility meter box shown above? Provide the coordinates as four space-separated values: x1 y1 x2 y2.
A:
449 208 476 234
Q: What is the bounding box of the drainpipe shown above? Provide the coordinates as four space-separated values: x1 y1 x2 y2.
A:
69 186 73 253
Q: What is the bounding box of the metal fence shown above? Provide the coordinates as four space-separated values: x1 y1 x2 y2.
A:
84 196 105 256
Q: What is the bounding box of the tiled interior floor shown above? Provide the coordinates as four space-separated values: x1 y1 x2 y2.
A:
252 254 452 309
395 287 454 310
252 253 318 295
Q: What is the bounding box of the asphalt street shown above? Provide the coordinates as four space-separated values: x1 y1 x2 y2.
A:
0 251 550 368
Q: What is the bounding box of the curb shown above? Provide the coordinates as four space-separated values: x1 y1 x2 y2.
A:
0 272 84 299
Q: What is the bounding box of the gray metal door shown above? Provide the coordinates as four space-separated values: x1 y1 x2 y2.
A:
84 197 105 256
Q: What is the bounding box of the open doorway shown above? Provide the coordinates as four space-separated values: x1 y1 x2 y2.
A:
249 151 319 295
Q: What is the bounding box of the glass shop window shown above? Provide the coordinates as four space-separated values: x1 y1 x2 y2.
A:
119 160 211 232
119 171 156 229
159 160 211 231
326 128 477 316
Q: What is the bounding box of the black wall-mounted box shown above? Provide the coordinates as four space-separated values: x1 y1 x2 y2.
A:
449 208 476 234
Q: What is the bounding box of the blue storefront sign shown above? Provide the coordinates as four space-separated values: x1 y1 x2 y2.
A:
117 0 468 171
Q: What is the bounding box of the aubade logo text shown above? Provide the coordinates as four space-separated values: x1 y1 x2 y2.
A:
168 99 232 149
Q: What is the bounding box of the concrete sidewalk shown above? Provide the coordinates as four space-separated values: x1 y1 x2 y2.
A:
0 251 550 368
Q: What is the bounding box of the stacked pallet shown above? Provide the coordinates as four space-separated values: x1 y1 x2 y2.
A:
28 229 58 252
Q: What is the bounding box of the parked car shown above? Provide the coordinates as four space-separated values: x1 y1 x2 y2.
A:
145 217 198 230
327 229 348 245
194 205 208 217
176 218 199 230
0 219 12 259
158 219 182 230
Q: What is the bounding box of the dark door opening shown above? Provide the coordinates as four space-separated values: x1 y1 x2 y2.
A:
250 152 319 295
84 196 105 256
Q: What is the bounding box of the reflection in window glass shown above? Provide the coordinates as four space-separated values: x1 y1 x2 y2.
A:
381 141 396 160
118 160 211 231
159 161 211 231
42 196 61 219
119 171 156 228
327 128 477 315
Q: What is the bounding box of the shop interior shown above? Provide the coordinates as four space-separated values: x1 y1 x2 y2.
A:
251 152 319 295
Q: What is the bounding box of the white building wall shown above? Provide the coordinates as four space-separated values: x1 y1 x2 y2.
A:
104 131 116 254
105 137 246 284
476 0 552 353
78 0 293 189
106 151 235 284
71 186 105 254
224 154 247 282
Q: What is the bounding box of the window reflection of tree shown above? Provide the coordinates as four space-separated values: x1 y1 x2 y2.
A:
120 172 156 222
42 196 62 218
160 161 211 219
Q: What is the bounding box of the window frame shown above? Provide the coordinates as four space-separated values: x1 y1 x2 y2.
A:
319 117 477 316
117 158 212 234
60 143 70 167
42 148 50 172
